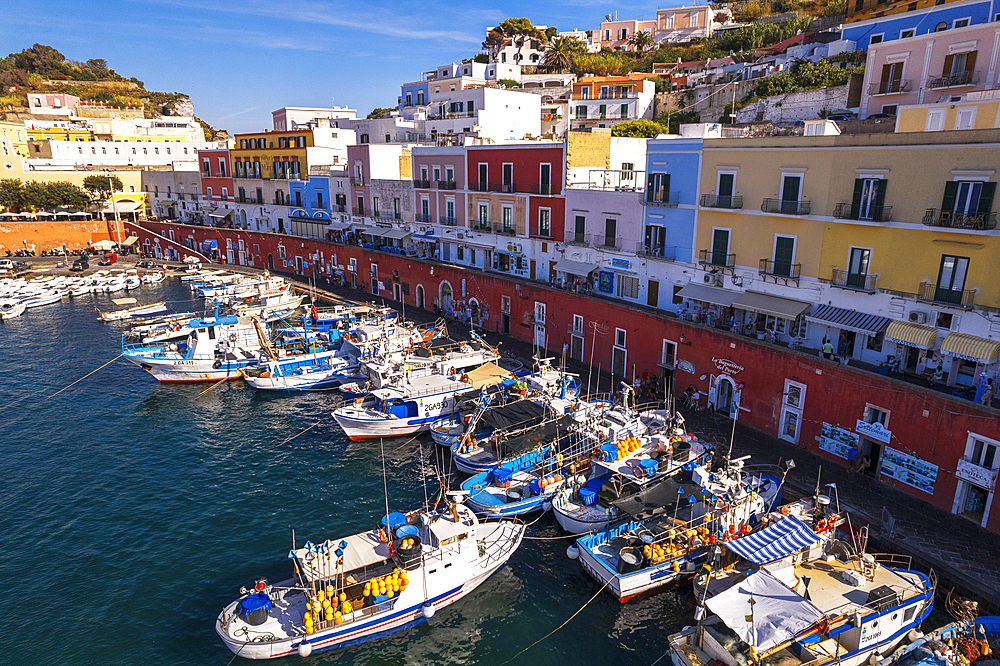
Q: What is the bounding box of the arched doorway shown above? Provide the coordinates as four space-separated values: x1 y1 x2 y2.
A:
716 376 735 415
469 298 480 324
239 210 247 226
416 284 425 309
439 281 453 311
267 254 274 270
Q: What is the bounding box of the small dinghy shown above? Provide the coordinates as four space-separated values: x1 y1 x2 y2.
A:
0 299 26 319
100 299 168 321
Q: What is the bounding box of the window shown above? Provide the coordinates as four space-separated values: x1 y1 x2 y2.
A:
478 203 489 226
478 163 487 189
943 180 995 221
618 28 628 40
502 163 513 188
847 247 872 288
538 209 551 236
953 18 970 28
604 218 617 247
878 62 904 94
937 312 955 329
881 104 897 115
780 174 802 212
851 177 887 220
926 108 946 131
870 34 884 44
711 228 731 266
617 275 639 299
501 205 514 232
393 197 400 218
971 438 998 470
539 163 551 192
218 158 226 177
615 328 626 347
935 254 970 304
866 405 889 426
575 104 587 118
646 173 670 203
222 188 228 201
621 162 635 181
372 197 379 218
955 106 977 130
900 29 915 39
773 236 795 277
780 379 806 444
935 21 948 31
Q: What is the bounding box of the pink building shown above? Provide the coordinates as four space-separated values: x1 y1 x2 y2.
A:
595 20 657 51
412 147 467 227
861 22 1000 118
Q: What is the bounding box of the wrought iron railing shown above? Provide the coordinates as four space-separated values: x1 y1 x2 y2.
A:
917 281 976 308
644 191 681 206
922 208 997 230
637 244 677 261
833 202 892 222
700 194 743 209
759 258 801 279
928 72 977 89
831 268 878 293
762 198 811 215
868 80 911 95
698 249 736 268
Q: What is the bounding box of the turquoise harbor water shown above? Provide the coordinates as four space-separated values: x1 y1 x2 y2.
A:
1 280 691 665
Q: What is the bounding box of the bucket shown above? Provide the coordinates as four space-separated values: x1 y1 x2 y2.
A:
395 525 419 540
395 534 422 570
617 546 646 574
380 512 407 533
493 467 513 489
505 488 523 503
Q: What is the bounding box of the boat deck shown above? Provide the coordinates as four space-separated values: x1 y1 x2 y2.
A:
792 558 924 615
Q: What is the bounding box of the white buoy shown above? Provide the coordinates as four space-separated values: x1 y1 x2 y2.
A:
298 642 313 657
908 629 924 642
694 605 706 621
421 602 435 618
567 544 580 559
870 650 883 666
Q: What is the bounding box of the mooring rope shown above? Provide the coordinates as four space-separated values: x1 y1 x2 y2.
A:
43 354 124 401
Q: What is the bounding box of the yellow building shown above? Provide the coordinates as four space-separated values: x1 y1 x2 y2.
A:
25 126 92 142
896 92 1000 133
231 130 316 180
844 0 969 23
0 121 30 157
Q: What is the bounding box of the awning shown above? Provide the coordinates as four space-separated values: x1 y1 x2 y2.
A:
413 233 438 242
806 304 891 336
463 362 511 389
706 569 824 654
326 221 351 231
208 210 233 219
200 239 218 251
732 291 811 320
91 240 117 250
940 332 1000 363
101 201 143 214
364 228 388 238
885 320 937 349
381 228 412 240
677 283 740 308
554 259 599 276
121 236 139 246
494 248 522 257
724 515 819 565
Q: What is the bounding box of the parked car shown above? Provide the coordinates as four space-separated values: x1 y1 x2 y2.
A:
866 113 895 120
0 259 13 274
825 113 855 122
70 257 89 272
98 252 117 266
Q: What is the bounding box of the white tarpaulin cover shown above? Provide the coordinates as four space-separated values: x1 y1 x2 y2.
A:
294 530 391 582
705 569 823 653
91 240 117 250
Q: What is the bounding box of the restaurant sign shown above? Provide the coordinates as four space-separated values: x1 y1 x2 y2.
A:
677 359 696 374
855 420 892 444
611 258 631 270
712 357 745 375
956 457 997 490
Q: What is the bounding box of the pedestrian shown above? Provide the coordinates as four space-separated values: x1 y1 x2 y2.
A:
822 340 834 360
691 388 701 410
931 364 945 386
982 379 994 407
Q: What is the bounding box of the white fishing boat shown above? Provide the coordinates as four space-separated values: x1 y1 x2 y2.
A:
667 512 936 666
23 290 66 308
99 299 168 321
140 270 165 284
215 497 525 659
0 299 26 319
123 274 141 290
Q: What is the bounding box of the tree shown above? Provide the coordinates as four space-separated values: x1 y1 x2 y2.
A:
82 174 123 210
497 78 520 89
367 107 396 119
0 178 24 211
545 27 558 40
629 30 654 52
611 119 669 138
543 36 586 72
46 181 89 211
496 18 540 37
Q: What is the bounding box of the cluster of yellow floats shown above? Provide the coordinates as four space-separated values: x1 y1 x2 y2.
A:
301 569 410 634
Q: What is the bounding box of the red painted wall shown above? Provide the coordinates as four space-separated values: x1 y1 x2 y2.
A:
132 220 1000 533
466 145 564 194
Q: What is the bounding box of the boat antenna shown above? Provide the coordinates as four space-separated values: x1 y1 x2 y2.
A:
420 437 429 511
380 438 391 538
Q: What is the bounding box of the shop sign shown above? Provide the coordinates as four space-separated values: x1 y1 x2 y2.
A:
712 357 745 375
855 420 892 444
611 258 631 270
677 359 696 374
956 457 997 490
880 446 938 495
819 423 858 460
598 271 614 294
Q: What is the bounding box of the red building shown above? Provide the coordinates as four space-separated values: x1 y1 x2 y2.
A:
126 219 1000 534
197 148 235 227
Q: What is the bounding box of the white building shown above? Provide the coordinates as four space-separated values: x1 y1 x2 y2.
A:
272 106 357 131
25 138 226 168
26 93 80 116
424 87 542 143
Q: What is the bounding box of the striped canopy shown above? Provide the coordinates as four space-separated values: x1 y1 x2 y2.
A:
940 333 1000 364
724 515 819 565
885 320 937 350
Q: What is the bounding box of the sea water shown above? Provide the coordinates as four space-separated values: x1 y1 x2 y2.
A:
1 280 692 665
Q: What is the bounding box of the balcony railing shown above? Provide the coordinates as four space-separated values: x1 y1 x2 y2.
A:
439 215 457 226
352 207 365 216
698 249 736 269
494 223 517 236
762 198 811 215
350 177 364 186
928 72 977 89
918 281 976 309
700 194 743 209
593 234 621 249
868 80 912 95
471 220 492 231
413 179 430 189
489 182 516 193
468 181 489 192
334 205 346 213
567 232 590 246
922 208 998 230
415 213 432 223
831 268 878 293
568 325 586 335
645 191 681 207
438 180 457 190
833 202 893 222
530 184 552 195
759 258 802 285
637 244 677 261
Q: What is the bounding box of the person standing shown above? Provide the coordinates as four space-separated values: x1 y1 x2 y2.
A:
822 340 834 360
982 379 994 407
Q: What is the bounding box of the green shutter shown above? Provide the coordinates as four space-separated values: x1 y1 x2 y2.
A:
646 173 655 202
941 181 959 213
850 178 864 219
663 174 671 203
874 180 888 220
977 182 996 215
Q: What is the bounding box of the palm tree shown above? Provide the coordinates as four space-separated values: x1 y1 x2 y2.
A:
629 30 654 52
542 35 585 72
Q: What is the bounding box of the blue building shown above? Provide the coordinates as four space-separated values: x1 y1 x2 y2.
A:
642 136 703 265
398 81 429 111
288 176 332 239
841 0 998 52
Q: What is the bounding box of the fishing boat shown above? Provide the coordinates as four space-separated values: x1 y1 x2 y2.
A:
877 615 999 666
99 299 168 321
23 290 66 308
140 270 165 284
239 328 345 392
667 514 936 666
0 299 26 319
573 456 785 602
215 497 525 659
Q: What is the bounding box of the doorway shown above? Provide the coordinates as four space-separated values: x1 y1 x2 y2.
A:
837 330 856 359
716 377 734 414
393 283 401 301
571 335 584 361
416 284 425 309
534 324 546 349
501 312 510 334
647 280 659 308
904 346 920 373
612 346 627 378
440 282 453 311
267 254 274 270
859 439 882 478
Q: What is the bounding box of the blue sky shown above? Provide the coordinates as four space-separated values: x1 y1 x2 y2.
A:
3 0 667 134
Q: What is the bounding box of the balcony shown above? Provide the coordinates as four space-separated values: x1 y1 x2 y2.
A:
833 202 893 222
350 177 364 186
334 205 346 213
928 72 978 89
439 215 457 226
413 179 430 189
867 80 912 96
471 220 492 232
700 194 744 209
567 232 590 246
352 207 365 216
762 198 811 215
530 184 553 195
637 244 677 262
468 181 489 192
568 324 586 336
917 281 976 309
759 258 802 286
644 191 681 207
922 209 997 231
494 223 517 236
831 268 878 293
698 249 736 271
593 234 621 249
415 213 432 223
488 182 516 193
438 180 457 190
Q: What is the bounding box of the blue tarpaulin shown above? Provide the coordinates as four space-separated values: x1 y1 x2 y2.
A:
200 239 218 251
240 592 273 612
724 515 819 565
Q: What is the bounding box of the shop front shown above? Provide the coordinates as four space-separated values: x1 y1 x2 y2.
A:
884 320 937 375
730 291 810 344
939 332 1000 390
805 304 891 363
952 434 999 528
675 282 739 328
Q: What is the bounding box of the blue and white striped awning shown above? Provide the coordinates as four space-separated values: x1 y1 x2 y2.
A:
724 515 819 565
806 304 891 336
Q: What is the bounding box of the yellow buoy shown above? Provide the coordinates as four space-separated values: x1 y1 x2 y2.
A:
387 589 395 598
322 598 331 609
317 590 325 602
305 625 314 635
326 585 335 597
334 616 343 625
339 592 347 602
